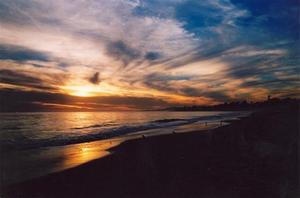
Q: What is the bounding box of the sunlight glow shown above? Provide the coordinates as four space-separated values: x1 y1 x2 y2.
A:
64 85 98 97
61 82 124 98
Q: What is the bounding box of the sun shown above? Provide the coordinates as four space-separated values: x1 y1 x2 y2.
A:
64 85 96 97
72 90 92 97
60 82 123 98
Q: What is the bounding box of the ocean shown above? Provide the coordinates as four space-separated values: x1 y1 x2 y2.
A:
0 111 247 185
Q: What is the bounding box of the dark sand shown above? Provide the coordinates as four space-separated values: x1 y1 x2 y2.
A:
2 104 299 198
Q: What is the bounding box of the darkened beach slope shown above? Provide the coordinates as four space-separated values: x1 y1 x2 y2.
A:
2 103 299 198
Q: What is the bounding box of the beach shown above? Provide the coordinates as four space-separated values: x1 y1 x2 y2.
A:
1 0 298 197
0 111 242 186
1 103 299 198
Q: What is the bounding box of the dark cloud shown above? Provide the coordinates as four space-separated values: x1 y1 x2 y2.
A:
88 96 170 109
241 78 300 89
203 91 231 101
146 73 190 81
226 58 265 78
0 89 171 112
0 69 41 84
143 73 190 94
143 80 175 93
224 54 299 80
0 44 49 62
143 73 231 101
105 40 141 66
89 72 100 84
0 69 56 90
145 52 161 60
180 87 230 101
0 89 69 112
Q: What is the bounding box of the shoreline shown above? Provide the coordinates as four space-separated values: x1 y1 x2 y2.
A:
2 105 299 198
0 118 233 187
0 111 246 152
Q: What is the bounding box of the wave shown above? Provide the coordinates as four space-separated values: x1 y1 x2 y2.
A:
151 118 186 123
71 123 117 130
0 112 245 151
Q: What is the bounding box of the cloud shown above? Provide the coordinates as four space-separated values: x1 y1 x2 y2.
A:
132 0 180 18
105 40 141 66
0 89 172 112
241 78 300 89
0 69 56 90
180 87 230 101
0 69 41 84
89 72 101 84
145 52 161 60
0 0 299 107
224 46 287 57
141 73 232 102
0 0 37 25
0 44 49 62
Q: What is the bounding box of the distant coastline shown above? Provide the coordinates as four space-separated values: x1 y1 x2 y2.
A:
164 97 299 111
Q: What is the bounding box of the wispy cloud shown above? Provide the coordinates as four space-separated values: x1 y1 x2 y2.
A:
0 0 298 110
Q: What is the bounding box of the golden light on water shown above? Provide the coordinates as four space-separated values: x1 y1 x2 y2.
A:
61 140 123 169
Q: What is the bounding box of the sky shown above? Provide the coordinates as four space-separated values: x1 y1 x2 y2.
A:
0 0 299 111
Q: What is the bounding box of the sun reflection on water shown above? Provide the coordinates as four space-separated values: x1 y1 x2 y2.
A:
60 140 123 170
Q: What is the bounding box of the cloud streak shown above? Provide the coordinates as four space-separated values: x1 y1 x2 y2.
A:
0 0 299 110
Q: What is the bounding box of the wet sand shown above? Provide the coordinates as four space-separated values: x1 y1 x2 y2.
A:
0 120 223 186
2 104 299 198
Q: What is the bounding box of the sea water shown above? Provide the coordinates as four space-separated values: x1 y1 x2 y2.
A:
0 111 246 185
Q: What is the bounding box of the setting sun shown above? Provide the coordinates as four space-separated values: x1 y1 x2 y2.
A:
61 82 122 97
64 85 97 97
